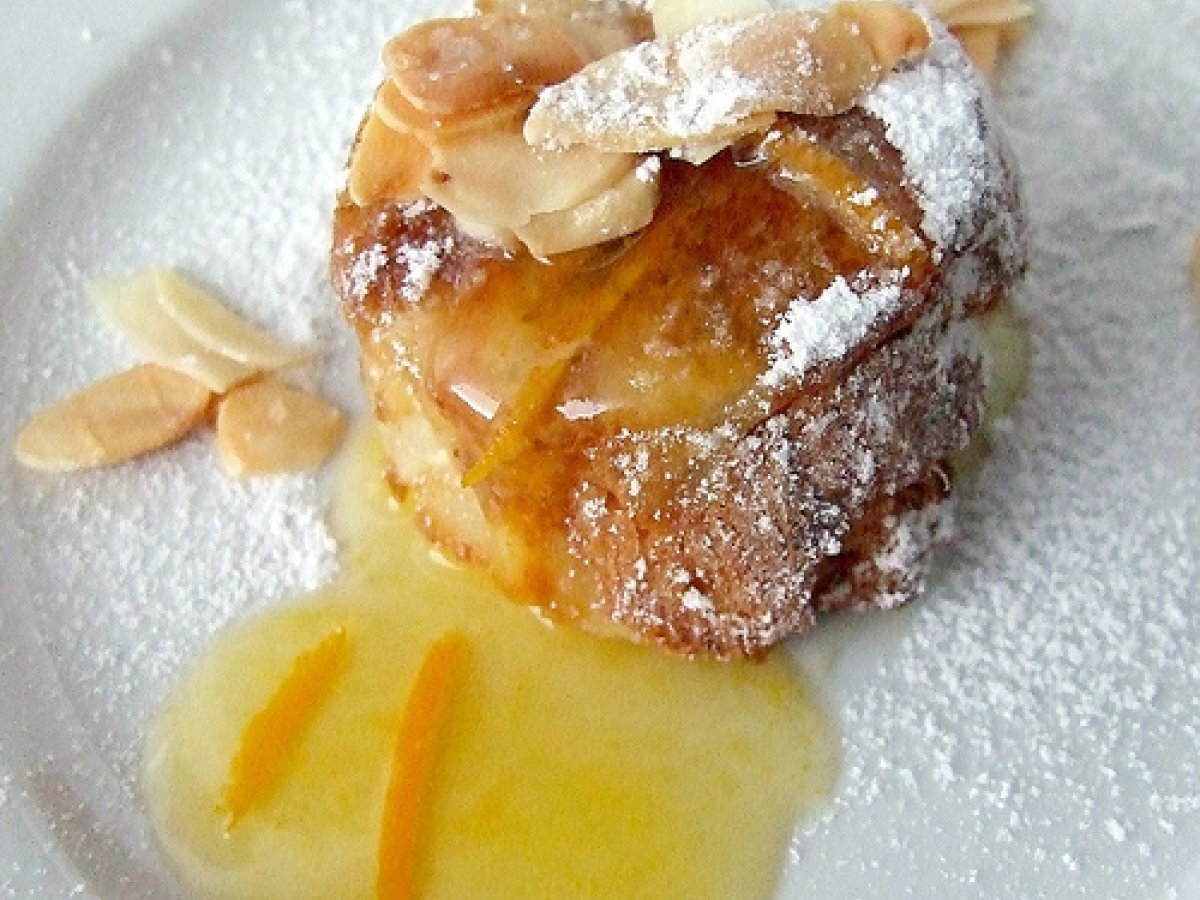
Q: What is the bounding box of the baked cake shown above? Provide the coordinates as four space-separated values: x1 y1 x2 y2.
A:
331 0 1026 657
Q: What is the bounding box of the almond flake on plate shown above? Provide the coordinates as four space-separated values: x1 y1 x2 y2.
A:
14 363 213 471
90 269 308 393
216 378 347 476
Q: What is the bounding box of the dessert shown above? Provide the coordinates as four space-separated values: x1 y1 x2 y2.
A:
331 0 1027 657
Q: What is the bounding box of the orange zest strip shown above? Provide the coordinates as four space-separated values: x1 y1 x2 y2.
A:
219 626 350 829
461 356 571 488
462 248 656 488
766 136 927 265
376 631 469 900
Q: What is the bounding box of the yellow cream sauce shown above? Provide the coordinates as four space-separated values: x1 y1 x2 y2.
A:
143 429 836 900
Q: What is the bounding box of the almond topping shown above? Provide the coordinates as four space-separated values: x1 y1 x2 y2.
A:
831 1 934 72
928 0 1034 77
952 24 1002 76
15 364 212 471
375 78 530 144
929 0 1034 29
513 160 660 257
384 15 588 117
216 378 347 477
347 107 431 208
524 3 930 155
421 126 637 230
473 0 653 57
651 0 771 38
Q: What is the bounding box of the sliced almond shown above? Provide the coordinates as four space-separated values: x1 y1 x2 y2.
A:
375 77 530 144
421 126 635 230
671 112 777 164
348 108 431 207
831 1 934 72
514 160 660 257
384 15 589 117
473 0 653 57
930 0 1034 29
953 23 1002 75
150 269 308 371
216 378 347 476
652 0 771 38
90 272 257 393
929 0 1034 76
525 4 930 155
15 364 212 471
90 269 307 392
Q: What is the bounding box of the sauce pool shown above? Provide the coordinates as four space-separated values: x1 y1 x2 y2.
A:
143 428 837 899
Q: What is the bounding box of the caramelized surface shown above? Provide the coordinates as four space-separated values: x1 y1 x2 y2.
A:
336 116 938 609
331 108 1009 654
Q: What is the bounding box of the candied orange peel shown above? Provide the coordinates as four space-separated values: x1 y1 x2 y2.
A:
376 632 469 900
219 627 350 829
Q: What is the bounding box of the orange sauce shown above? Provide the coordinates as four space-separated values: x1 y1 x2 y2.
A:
143 429 837 900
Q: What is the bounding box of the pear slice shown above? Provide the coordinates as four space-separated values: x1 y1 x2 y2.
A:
216 378 347 476
15 364 212 471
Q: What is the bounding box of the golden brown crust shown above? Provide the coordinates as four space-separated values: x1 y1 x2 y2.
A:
569 304 979 656
332 105 1022 657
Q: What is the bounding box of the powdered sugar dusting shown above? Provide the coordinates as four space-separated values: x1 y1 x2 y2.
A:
396 233 455 302
530 11 821 149
0 0 1199 897
781 0 1200 897
861 16 1017 254
763 270 906 387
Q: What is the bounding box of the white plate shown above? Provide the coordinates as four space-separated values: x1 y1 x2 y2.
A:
2 0 1198 897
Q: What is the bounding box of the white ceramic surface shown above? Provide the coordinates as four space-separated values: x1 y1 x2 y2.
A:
1 1 1198 898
